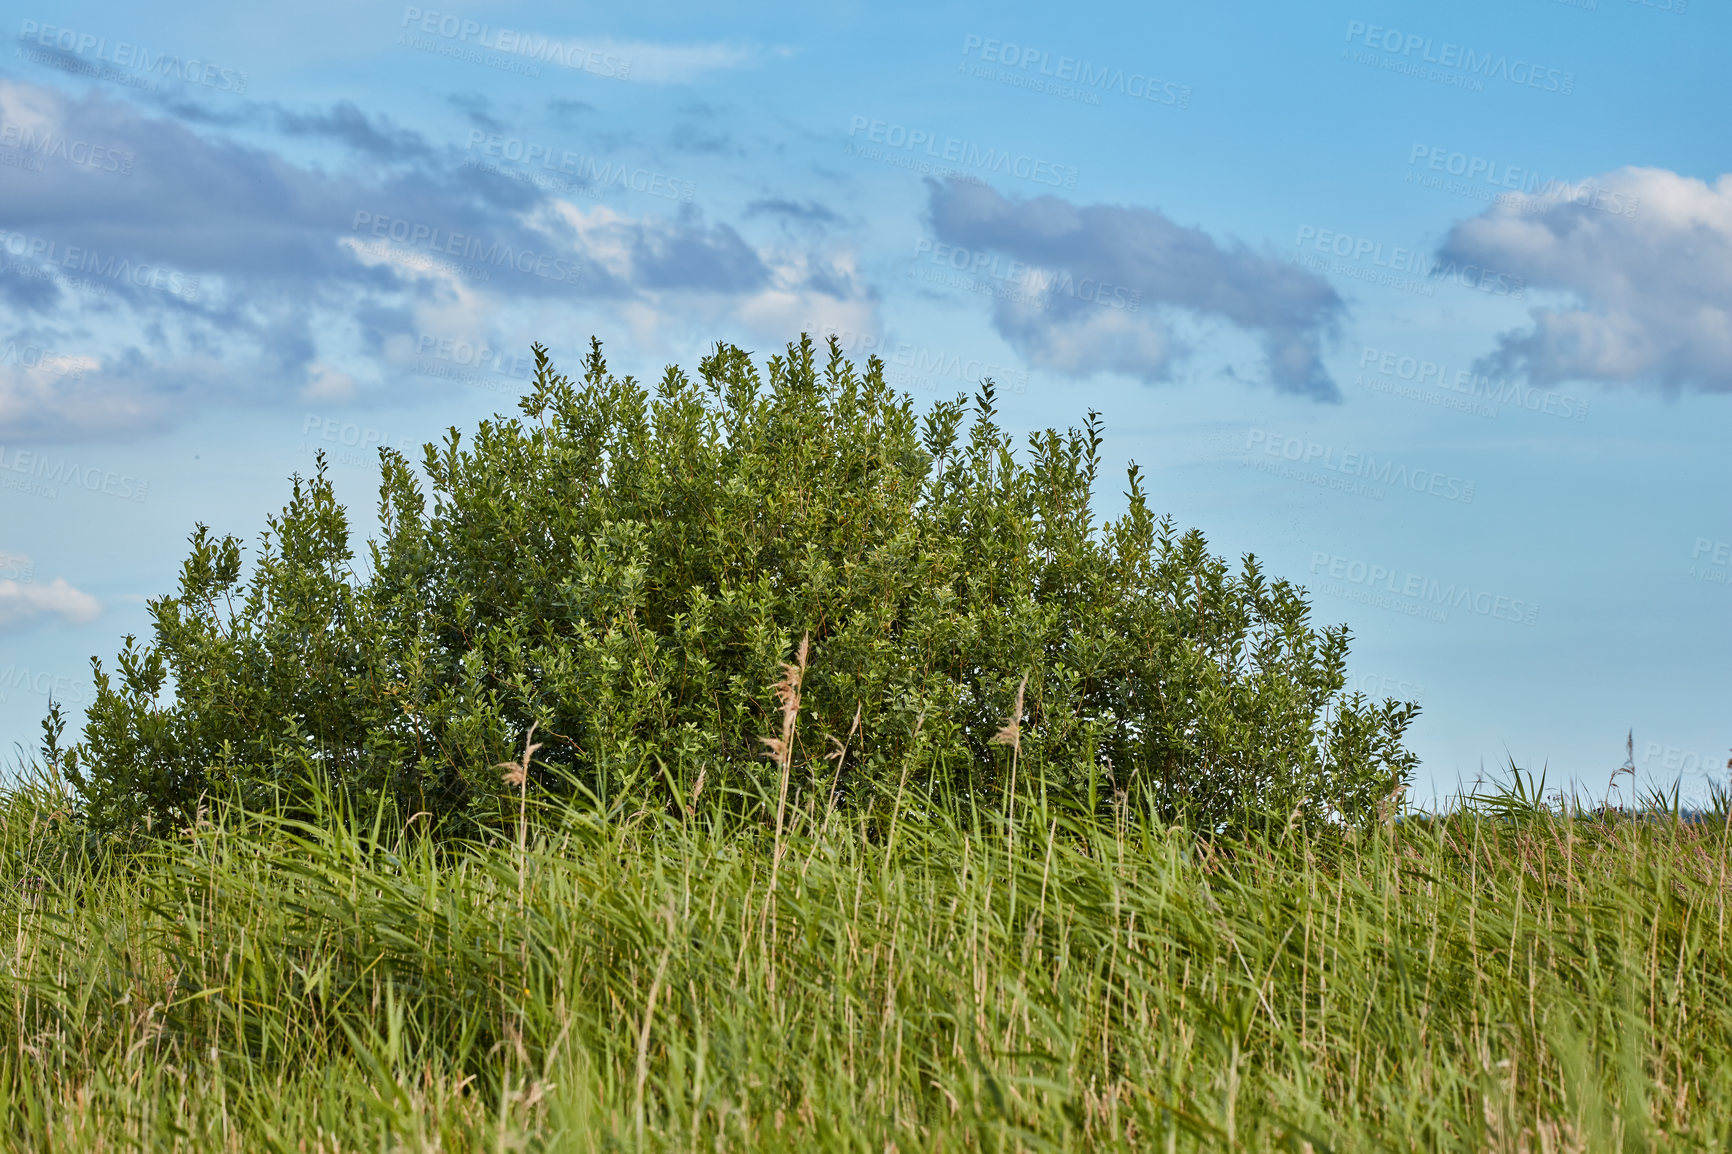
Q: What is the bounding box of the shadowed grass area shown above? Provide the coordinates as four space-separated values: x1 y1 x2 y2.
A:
4 758 1732 1152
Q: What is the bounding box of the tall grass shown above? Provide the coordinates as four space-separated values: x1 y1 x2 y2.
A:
4 759 1732 1151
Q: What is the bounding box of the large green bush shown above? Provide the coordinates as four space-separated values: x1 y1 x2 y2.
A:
69 336 1417 840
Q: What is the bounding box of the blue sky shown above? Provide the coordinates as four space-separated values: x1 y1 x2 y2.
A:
0 0 1726 803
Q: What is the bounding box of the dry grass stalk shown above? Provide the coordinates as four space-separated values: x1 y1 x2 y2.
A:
994 675 1029 853
498 721 543 969
761 633 810 767
991 675 1028 753
498 721 542 790
823 702 863 819
765 634 810 889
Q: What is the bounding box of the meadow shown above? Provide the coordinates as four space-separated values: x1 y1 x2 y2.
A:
4 760 1730 1151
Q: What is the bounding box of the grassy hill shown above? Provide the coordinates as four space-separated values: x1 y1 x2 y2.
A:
3 763 1730 1151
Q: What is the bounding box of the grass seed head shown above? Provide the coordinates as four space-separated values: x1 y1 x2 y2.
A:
499 721 543 789
992 675 1028 753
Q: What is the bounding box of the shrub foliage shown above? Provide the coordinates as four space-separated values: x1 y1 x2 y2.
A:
70 336 1417 839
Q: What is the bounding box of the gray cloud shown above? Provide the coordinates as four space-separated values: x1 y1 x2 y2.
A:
141 91 429 167
746 198 842 230
1438 166 1732 395
667 100 741 156
272 101 432 163
620 210 767 292
449 92 505 134
0 78 860 439
546 98 594 124
924 178 1345 400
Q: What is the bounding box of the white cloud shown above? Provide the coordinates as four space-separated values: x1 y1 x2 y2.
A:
0 77 62 138
0 577 102 631
302 362 357 400
1439 167 1732 393
993 299 1173 381
0 362 166 440
599 40 768 84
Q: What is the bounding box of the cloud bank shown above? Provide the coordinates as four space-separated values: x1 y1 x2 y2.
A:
0 77 871 439
923 178 1346 399
1438 166 1732 394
